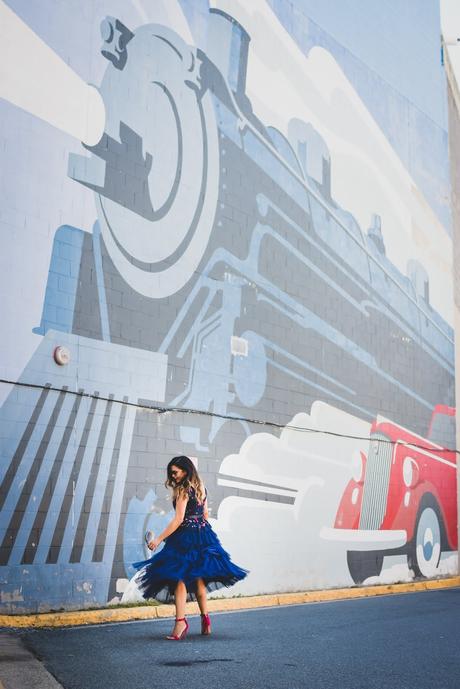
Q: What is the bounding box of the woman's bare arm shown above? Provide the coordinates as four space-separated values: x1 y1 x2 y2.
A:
203 492 209 520
148 494 188 550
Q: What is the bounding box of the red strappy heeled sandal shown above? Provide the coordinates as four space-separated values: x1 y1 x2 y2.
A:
201 613 211 635
166 617 189 640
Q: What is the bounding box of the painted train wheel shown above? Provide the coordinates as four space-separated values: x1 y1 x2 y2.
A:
408 505 442 578
94 24 219 298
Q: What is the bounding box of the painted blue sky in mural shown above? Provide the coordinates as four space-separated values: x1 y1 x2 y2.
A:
269 0 450 232
5 0 450 231
284 0 447 128
178 0 450 231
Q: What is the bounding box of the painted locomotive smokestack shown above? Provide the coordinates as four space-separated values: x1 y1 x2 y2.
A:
207 8 250 97
367 214 386 255
288 119 331 197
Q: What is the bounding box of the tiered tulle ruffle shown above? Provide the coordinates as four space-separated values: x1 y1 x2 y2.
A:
133 519 248 603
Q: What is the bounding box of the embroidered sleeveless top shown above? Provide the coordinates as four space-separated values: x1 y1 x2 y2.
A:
173 486 207 527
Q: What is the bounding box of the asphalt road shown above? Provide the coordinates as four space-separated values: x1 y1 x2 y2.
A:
11 589 460 689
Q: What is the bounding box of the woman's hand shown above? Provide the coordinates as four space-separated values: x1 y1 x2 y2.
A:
148 537 161 551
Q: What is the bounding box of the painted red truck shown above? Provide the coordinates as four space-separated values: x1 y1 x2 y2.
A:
322 405 457 583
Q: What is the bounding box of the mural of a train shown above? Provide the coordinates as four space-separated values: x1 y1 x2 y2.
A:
0 7 455 610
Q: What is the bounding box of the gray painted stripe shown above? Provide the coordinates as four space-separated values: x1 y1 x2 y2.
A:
220 484 295 505
92 399 128 562
218 473 297 493
69 396 114 563
46 393 100 565
0 387 67 566
0 384 50 511
21 390 84 565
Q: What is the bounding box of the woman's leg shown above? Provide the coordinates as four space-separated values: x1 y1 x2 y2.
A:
196 578 211 634
195 577 208 615
171 580 187 636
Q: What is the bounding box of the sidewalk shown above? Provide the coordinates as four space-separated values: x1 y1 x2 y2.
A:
0 633 64 689
1 575 459 629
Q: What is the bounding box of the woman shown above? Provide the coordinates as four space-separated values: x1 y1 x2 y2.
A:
133 455 249 640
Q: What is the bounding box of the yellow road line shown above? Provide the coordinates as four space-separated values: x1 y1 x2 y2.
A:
1 576 459 628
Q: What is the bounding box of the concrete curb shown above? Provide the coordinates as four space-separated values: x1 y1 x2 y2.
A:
1 576 459 628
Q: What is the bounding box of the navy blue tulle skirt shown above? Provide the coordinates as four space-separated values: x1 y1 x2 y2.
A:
133 520 249 603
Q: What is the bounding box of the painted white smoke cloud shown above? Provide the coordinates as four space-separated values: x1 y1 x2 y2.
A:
210 402 371 595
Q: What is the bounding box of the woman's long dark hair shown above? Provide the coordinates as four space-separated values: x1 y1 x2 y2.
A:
165 456 206 503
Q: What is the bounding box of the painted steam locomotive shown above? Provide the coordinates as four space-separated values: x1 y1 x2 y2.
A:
0 8 454 610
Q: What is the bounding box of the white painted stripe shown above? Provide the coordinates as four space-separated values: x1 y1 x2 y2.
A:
92 223 111 343
34 398 91 564
0 1 105 145
58 399 106 564
0 392 58 519
320 526 407 550
80 404 122 563
102 406 137 563
8 393 76 566
395 441 457 468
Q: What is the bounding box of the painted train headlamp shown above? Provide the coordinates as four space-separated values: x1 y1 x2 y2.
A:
351 449 365 483
70 22 219 299
403 457 419 488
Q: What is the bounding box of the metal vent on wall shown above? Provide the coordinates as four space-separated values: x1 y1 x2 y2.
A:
231 335 248 357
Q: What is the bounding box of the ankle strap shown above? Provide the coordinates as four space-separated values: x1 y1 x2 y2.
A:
176 617 186 621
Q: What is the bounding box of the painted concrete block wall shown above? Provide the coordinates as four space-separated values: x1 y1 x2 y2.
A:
0 0 457 613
